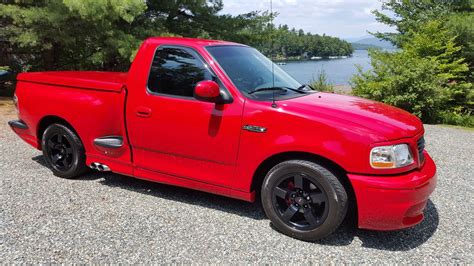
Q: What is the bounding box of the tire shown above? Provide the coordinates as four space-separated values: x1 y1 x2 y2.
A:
41 123 88 179
261 160 348 241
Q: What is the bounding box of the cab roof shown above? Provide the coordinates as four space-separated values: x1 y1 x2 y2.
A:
144 37 244 47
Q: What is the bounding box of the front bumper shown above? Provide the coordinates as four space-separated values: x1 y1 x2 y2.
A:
348 151 437 230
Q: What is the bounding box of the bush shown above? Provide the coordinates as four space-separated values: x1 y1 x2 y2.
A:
439 110 474 127
352 50 445 122
310 69 334 92
352 21 473 126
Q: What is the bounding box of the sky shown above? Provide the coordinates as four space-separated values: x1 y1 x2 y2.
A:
220 0 396 40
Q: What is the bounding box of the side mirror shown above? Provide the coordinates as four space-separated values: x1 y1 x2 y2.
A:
194 80 220 100
194 80 233 104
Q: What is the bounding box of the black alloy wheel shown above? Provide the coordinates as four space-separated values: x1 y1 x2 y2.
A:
272 174 329 230
261 160 348 241
42 123 88 179
46 133 74 172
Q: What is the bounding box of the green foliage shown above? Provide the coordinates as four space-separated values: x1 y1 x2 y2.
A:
356 0 473 126
310 70 334 92
0 0 352 74
261 26 353 58
446 7 474 73
372 0 472 45
0 0 155 71
352 21 473 126
372 0 473 71
439 110 474 127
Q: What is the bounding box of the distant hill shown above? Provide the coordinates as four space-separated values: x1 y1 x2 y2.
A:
351 37 396 50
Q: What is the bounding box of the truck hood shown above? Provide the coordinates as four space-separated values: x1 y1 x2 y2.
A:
283 92 423 140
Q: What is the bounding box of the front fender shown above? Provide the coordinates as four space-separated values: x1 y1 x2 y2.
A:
234 101 378 192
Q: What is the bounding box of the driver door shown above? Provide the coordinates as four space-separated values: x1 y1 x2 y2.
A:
127 45 243 188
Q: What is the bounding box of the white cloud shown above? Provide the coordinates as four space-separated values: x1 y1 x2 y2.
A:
220 0 395 38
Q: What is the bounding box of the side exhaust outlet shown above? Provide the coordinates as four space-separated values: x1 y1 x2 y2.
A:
90 162 111 172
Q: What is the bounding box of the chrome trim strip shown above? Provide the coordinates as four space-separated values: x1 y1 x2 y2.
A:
243 125 267 133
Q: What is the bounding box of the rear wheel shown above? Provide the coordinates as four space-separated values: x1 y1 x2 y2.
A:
41 123 87 179
261 160 348 241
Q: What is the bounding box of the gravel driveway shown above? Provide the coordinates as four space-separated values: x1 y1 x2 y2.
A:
1 100 473 263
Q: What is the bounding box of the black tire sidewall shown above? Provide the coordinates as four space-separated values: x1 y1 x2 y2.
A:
41 124 86 179
261 160 348 241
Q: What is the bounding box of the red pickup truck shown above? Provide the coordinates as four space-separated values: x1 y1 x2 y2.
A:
9 37 436 241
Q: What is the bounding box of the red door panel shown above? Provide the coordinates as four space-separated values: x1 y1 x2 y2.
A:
126 44 244 188
129 95 242 187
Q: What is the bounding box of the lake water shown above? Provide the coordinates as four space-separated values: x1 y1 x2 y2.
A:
279 49 371 85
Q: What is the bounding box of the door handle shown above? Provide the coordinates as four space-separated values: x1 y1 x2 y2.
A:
135 106 152 118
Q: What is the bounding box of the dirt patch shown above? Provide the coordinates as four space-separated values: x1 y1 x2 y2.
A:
0 97 16 118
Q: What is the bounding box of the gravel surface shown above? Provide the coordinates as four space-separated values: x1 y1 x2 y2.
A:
1 101 473 263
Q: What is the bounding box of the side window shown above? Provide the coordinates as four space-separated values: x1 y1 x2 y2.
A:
147 47 213 97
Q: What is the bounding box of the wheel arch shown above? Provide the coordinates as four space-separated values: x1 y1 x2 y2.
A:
37 115 81 150
251 151 357 221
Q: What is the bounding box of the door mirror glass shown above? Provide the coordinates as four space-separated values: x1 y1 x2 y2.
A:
194 80 221 102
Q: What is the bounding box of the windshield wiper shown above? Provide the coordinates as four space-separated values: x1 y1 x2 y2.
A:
248 87 288 95
284 86 310 94
248 86 308 95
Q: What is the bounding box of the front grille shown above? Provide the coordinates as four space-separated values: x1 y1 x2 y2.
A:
417 136 425 162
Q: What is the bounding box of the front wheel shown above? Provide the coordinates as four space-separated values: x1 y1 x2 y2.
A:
261 160 348 241
41 123 88 179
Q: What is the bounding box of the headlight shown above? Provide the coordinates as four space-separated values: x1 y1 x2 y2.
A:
370 144 414 169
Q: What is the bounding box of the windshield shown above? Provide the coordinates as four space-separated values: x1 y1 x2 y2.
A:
206 45 306 100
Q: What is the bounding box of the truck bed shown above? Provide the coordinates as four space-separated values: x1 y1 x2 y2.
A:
13 70 132 175
17 71 128 92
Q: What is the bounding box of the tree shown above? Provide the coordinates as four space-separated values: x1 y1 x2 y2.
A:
0 0 270 72
372 0 474 71
0 0 155 71
372 0 471 44
0 0 352 74
352 21 473 126
354 0 473 126
446 7 474 73
143 0 223 38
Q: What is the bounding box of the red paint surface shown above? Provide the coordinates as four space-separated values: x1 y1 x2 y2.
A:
349 151 437 230
10 37 436 230
195 80 220 98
